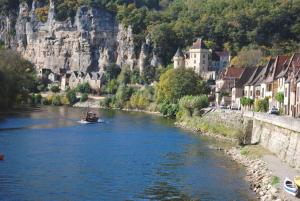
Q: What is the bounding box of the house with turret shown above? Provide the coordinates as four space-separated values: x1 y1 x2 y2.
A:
173 38 225 80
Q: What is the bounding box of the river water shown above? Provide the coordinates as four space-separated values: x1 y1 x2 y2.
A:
0 107 255 201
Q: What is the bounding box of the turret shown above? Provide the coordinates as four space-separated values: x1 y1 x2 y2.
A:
173 48 185 69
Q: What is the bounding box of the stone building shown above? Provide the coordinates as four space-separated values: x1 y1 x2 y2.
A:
173 38 216 80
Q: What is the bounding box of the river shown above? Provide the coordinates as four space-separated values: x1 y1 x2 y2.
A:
0 106 255 201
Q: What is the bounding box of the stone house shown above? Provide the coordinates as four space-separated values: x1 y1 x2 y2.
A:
231 67 257 109
260 55 289 108
275 53 300 115
48 72 60 83
173 38 216 80
211 50 231 72
69 71 86 89
215 67 245 106
243 66 264 100
84 72 103 93
60 72 71 91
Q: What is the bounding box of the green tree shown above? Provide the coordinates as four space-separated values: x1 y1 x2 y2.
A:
275 92 284 106
179 95 209 117
155 68 209 104
0 49 36 109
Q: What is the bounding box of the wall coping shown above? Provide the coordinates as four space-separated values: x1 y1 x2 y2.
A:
243 111 300 133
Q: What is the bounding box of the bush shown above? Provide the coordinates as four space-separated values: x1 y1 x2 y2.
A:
61 96 70 105
42 95 53 105
179 95 209 117
255 98 269 112
50 85 60 93
105 79 118 94
158 102 179 118
100 96 112 108
115 84 134 108
52 95 62 106
275 92 284 105
80 93 88 102
66 90 77 105
240 97 254 107
76 82 90 94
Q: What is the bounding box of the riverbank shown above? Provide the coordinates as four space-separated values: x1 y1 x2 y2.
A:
73 99 162 116
177 110 300 201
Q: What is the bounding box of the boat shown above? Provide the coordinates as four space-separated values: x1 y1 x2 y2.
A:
80 111 100 124
0 154 4 161
284 178 298 196
295 176 300 187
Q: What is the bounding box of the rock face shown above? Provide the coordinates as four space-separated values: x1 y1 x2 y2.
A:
0 1 160 73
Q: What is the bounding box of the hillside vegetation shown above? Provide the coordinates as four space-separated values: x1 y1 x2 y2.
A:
1 0 300 65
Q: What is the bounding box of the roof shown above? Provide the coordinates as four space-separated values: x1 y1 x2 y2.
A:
244 66 264 86
235 67 257 88
277 53 300 79
254 57 275 86
191 38 207 49
264 55 289 83
174 48 184 57
219 67 245 80
87 72 103 80
215 51 230 57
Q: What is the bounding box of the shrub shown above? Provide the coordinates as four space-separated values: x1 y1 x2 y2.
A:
115 84 134 108
42 95 53 105
275 92 284 106
105 79 118 94
179 95 209 116
100 96 112 108
255 98 269 112
80 93 88 102
66 90 77 105
61 96 70 105
50 85 60 93
240 97 254 107
76 82 90 94
158 102 179 118
52 95 62 106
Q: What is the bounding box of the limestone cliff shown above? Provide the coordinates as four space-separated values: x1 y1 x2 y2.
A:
0 1 161 74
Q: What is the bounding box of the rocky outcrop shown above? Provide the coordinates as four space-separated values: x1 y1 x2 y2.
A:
0 1 160 73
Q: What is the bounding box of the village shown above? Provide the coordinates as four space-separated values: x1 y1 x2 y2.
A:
37 37 300 119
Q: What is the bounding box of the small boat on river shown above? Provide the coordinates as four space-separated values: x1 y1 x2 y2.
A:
284 178 298 196
0 154 4 161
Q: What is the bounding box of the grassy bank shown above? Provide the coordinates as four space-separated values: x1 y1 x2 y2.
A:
177 111 245 142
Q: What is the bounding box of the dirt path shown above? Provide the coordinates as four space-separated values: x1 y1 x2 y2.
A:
262 155 300 200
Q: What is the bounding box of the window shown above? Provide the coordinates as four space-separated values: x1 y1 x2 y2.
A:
203 54 205 59
194 60 196 64
250 90 253 97
194 54 196 58
262 88 265 98
203 60 205 64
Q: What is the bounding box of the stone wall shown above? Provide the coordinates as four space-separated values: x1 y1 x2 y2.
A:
244 111 300 171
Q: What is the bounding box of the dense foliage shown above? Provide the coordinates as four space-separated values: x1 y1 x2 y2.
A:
2 0 300 66
155 68 210 104
179 95 209 117
255 98 269 112
0 49 36 109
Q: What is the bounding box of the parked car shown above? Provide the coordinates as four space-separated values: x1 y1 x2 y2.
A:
231 104 239 110
268 107 279 115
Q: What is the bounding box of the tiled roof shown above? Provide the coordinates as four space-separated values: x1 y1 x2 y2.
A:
254 57 275 86
235 67 257 88
244 66 264 86
191 38 208 49
264 55 289 83
219 67 245 80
